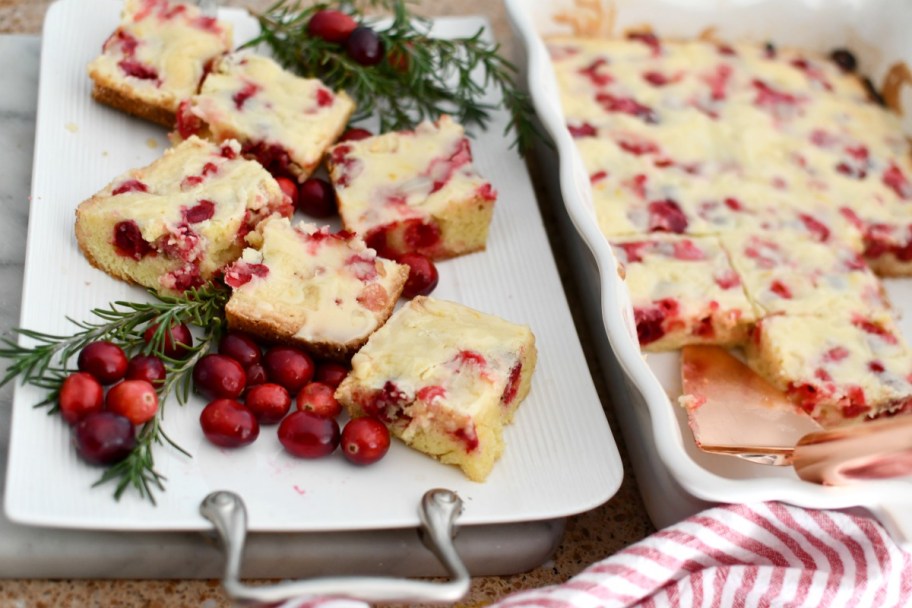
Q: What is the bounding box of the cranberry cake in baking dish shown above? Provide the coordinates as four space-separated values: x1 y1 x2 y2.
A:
223 217 409 361
177 52 356 181
88 0 232 127
336 296 537 481
550 33 912 426
75 136 291 294
326 115 497 259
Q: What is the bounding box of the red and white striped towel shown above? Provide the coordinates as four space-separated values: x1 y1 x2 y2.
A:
290 502 912 608
494 502 912 608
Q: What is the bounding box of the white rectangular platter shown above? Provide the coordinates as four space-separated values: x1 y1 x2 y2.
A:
507 0 912 545
4 0 623 532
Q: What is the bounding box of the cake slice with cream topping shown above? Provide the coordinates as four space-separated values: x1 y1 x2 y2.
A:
335 296 536 481
223 217 408 360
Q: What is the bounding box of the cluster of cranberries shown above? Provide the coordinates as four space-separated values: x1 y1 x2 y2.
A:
307 9 385 67
195 331 390 466
61 322 191 465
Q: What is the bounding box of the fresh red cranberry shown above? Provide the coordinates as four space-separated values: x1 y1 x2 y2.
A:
113 220 152 260
397 253 439 298
77 341 128 385
200 399 259 448
345 26 384 66
143 322 193 359
245 383 292 424
297 177 337 218
218 331 262 367
106 379 159 425
59 372 105 425
278 411 340 458
73 412 136 465
245 363 268 387
193 354 246 400
402 219 441 251
314 361 349 388
829 48 857 73
338 127 373 142
263 346 314 393
125 355 166 387
295 382 342 418
275 176 299 209
308 9 358 43
341 417 390 465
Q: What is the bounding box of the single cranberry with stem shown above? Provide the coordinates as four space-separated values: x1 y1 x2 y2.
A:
341 417 390 465
295 381 342 418
263 346 314 393
397 252 439 298
297 177 337 218
314 361 349 388
143 321 193 359
59 372 105 424
278 411 340 458
73 412 137 465
345 26 384 66
275 176 299 209
200 399 260 448
77 341 128 385
308 9 358 43
106 379 159 425
338 127 373 142
193 354 246 400
245 383 292 424
218 331 262 368
125 354 166 387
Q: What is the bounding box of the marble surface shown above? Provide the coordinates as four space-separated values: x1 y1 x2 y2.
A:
0 3 656 606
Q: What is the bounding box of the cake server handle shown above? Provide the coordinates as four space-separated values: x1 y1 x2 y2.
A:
199 488 471 607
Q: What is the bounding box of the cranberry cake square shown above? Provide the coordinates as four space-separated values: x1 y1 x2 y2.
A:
335 296 537 481
326 115 497 260
88 0 233 127
223 217 409 360
611 235 755 351
746 312 912 426
178 53 355 181
75 136 291 294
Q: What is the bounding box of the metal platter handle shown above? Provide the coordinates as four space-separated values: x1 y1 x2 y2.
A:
199 489 471 606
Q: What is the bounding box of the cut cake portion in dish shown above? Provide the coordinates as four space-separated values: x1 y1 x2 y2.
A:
335 296 537 481
75 136 291 294
223 217 409 361
746 312 912 427
612 235 755 351
720 229 888 317
178 52 355 180
326 115 497 259
88 0 233 127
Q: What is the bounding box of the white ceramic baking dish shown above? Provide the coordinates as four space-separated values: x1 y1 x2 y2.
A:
506 0 912 547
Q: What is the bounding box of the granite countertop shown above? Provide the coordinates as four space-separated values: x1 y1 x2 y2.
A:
0 1 656 606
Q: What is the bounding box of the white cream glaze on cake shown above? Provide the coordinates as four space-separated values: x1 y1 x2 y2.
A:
746 313 912 426
335 296 537 481
721 230 888 317
327 115 497 259
223 216 408 360
88 0 232 126
180 53 355 180
75 136 291 293
611 235 755 351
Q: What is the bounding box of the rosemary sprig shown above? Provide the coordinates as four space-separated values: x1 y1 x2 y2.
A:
0 282 230 504
246 0 547 153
